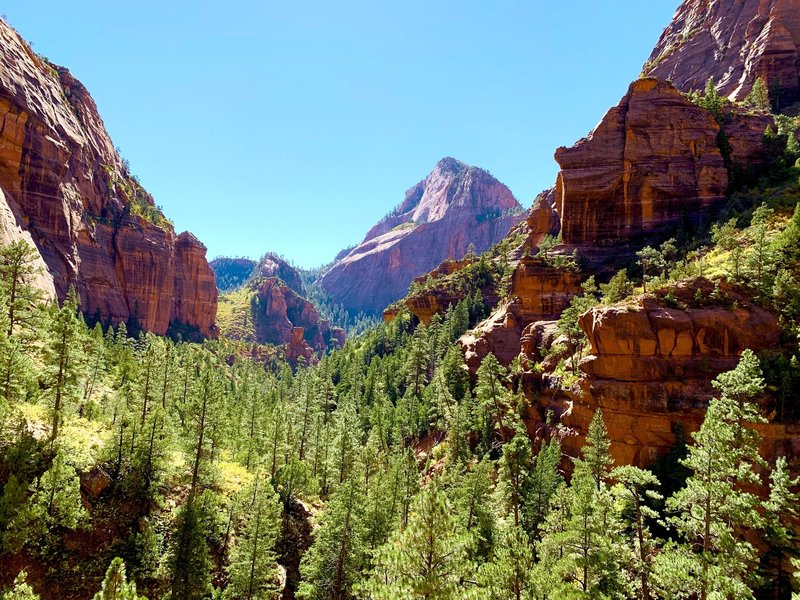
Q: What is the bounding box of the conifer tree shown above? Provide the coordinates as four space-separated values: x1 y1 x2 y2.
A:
1 571 39 600
760 457 800 599
654 352 767 600
93 557 143 600
226 477 282 600
298 476 367 600
360 480 472 599
576 409 613 490
42 288 85 450
610 466 662 600
478 522 535 600
0 239 44 340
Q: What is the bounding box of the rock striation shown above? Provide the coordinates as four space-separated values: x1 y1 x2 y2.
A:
320 158 524 315
644 0 800 108
0 20 217 336
460 257 584 371
522 281 797 468
555 78 728 247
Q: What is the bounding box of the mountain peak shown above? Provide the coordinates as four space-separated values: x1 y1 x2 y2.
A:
644 0 800 108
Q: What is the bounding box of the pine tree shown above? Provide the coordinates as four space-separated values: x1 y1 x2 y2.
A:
576 409 613 490
360 480 472 599
478 522 535 600
0 239 44 340
745 76 771 111
93 557 143 600
535 469 629 597
1 571 39 599
523 436 562 539
226 477 282 600
298 476 367 600
760 457 800 599
42 288 85 450
610 466 662 600
654 352 768 600
474 353 511 450
169 499 213 600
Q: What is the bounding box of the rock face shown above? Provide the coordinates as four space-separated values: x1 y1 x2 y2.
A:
644 0 800 108
0 20 217 336
251 278 345 362
518 280 799 467
555 78 728 248
460 258 584 371
255 253 305 295
320 158 524 314
217 255 345 363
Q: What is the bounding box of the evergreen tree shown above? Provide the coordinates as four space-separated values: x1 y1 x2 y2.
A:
0 240 44 340
535 469 628 598
478 522 535 600
360 480 472 600
575 409 612 490
93 557 144 600
42 288 85 450
610 466 662 600
226 477 282 600
654 352 768 600
1 572 39 600
760 457 800 599
298 477 367 600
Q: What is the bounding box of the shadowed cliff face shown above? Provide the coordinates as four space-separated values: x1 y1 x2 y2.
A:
644 0 800 108
319 157 524 315
0 20 217 336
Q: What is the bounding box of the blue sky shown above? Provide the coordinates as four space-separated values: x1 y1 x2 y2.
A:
6 1 677 268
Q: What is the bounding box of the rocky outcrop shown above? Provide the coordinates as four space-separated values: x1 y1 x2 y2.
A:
523 280 797 467
219 273 344 363
644 0 800 108
460 257 584 370
320 158 524 314
256 253 305 295
0 20 217 336
555 78 728 248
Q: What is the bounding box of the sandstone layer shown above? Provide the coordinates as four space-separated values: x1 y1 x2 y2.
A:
320 158 524 315
521 281 798 468
555 78 728 247
645 0 800 107
460 257 584 371
0 20 217 336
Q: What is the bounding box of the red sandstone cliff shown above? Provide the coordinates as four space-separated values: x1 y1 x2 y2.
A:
644 0 800 108
521 281 798 467
0 20 217 336
320 158 524 315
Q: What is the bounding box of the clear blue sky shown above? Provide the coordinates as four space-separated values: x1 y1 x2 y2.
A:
6 1 678 268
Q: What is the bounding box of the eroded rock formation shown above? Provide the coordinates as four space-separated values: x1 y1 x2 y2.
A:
644 0 800 108
555 78 728 247
218 255 344 363
0 20 217 336
460 257 584 370
520 280 799 467
320 157 524 314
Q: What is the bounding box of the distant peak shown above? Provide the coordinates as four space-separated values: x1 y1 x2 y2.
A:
433 157 468 173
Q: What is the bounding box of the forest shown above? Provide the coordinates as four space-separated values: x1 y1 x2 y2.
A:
0 190 799 599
